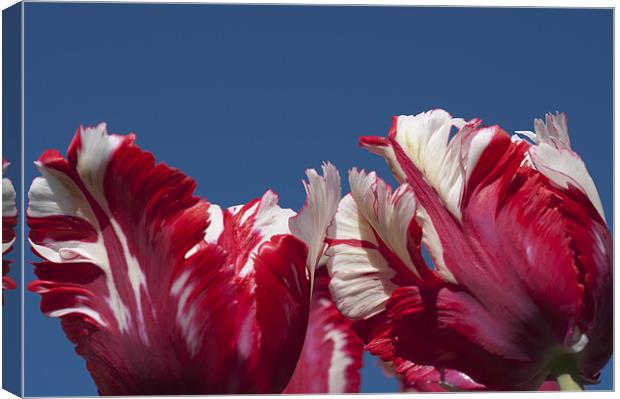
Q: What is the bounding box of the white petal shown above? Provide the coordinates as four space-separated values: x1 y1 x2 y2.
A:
326 193 398 320
289 162 341 280
414 206 456 284
326 167 425 321
526 112 605 221
237 190 296 277
349 169 417 276
389 110 485 221
2 178 16 218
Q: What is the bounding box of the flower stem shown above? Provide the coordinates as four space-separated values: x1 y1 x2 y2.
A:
552 357 583 391
556 372 583 391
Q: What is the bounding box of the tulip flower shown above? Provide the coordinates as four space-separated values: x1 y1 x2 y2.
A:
3 158 17 298
27 123 341 395
326 110 612 391
284 265 363 393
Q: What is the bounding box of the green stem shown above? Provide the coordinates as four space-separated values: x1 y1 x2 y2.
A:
556 372 583 391
552 357 583 391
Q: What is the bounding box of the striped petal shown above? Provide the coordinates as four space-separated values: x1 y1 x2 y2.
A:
290 163 341 284
361 110 470 220
326 169 446 322
283 267 363 393
516 112 605 221
188 164 340 393
27 124 341 394
27 124 222 393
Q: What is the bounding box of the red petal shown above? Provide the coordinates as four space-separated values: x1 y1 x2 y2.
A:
284 267 363 393
354 310 486 392
253 234 311 392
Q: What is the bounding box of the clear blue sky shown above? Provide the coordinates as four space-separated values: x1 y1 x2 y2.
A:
18 3 612 395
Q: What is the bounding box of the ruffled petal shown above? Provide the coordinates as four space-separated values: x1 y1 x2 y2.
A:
27 124 227 394
395 361 484 392
27 125 278 394
326 167 453 322
208 163 340 393
516 112 605 221
284 267 363 393
290 162 341 283
361 110 473 221
28 126 341 394
171 191 311 394
393 360 558 392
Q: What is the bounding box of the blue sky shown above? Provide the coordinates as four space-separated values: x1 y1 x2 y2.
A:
15 3 613 395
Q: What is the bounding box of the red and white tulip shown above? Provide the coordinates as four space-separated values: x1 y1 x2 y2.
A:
326 110 612 390
3 158 17 298
27 123 341 394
